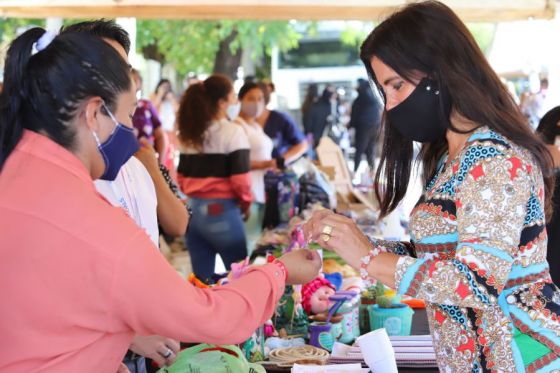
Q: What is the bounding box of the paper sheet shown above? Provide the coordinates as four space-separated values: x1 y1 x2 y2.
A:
291 363 368 373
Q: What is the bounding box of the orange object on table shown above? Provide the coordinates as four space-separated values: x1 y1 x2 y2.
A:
401 298 426 309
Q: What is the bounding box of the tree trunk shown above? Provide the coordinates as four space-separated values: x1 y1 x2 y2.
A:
213 29 242 80
141 43 165 63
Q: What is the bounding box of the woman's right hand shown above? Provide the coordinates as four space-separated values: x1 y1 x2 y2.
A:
129 335 180 368
277 249 322 285
302 210 371 270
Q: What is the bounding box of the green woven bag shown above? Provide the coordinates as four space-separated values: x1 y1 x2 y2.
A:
157 343 266 373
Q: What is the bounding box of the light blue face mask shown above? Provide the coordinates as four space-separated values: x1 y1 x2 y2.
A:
91 103 139 181
226 102 241 120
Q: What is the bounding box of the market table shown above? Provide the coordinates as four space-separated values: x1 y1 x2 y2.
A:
264 307 438 372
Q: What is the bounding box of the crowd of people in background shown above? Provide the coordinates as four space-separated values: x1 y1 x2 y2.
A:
118 57 560 293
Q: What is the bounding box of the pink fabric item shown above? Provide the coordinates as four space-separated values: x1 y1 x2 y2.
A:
0 130 285 373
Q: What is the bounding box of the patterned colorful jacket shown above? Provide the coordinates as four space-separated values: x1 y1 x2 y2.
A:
374 127 560 372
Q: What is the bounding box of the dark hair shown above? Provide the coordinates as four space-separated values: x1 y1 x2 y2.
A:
357 78 372 95
536 106 560 145
177 74 233 149
319 86 335 103
60 19 130 54
360 0 554 218
258 81 271 105
154 79 172 94
238 82 263 100
301 83 319 116
0 28 132 171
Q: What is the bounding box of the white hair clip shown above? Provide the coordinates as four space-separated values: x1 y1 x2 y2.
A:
32 30 57 55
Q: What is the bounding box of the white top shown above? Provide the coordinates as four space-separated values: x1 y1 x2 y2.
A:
159 100 176 132
234 117 273 203
179 118 250 154
94 157 159 246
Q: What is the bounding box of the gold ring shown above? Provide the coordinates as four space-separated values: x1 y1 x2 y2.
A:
322 225 333 236
321 234 331 242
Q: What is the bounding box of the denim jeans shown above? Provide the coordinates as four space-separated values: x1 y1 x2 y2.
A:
123 354 146 373
243 202 265 255
186 197 247 282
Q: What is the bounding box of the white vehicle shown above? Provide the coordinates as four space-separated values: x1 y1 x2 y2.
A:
271 32 368 112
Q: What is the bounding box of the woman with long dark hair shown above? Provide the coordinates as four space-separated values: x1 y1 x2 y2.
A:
176 74 252 282
0 29 321 372
304 2 559 371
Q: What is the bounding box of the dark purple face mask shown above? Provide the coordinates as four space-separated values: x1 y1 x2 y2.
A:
92 104 139 181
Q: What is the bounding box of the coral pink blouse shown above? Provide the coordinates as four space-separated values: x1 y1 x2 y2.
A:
0 130 285 372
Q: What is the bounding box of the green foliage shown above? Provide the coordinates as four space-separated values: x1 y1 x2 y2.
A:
136 20 302 75
361 281 386 300
340 21 374 47
274 286 308 336
136 20 217 74
467 22 497 55
0 18 45 44
376 294 401 308
375 282 402 308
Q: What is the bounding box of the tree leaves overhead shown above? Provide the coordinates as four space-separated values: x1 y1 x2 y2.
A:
0 18 45 44
1 18 496 76
136 20 304 75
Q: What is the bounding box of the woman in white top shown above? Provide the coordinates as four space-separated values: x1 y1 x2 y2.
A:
234 82 276 253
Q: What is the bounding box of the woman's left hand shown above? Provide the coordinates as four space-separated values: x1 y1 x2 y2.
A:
302 210 371 270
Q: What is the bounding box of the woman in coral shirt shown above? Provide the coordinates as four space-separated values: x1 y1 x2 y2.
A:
0 28 320 373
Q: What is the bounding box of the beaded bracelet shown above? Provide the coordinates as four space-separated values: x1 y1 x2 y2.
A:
359 246 385 286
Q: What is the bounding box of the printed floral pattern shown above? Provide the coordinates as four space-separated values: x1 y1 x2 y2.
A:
381 127 560 372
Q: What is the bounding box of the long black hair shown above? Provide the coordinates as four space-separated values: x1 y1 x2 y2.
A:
360 0 554 218
0 28 132 171
536 106 560 145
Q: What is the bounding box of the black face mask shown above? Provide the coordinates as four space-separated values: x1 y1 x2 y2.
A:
386 77 452 143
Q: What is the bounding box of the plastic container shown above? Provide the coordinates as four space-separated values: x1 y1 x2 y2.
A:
368 303 414 336
308 322 334 351
337 293 360 344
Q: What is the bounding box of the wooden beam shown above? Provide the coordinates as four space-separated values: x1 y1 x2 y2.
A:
0 1 555 21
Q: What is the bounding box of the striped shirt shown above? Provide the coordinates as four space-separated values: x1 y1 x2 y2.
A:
177 119 252 211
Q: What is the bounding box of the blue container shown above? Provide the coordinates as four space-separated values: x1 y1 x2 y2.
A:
368 303 414 336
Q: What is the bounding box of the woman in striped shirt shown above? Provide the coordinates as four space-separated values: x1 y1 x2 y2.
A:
177 74 252 282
